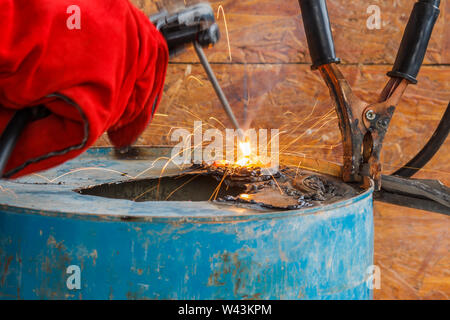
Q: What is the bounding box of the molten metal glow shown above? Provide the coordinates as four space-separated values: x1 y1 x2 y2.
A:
215 159 229 166
212 139 268 169
236 141 251 166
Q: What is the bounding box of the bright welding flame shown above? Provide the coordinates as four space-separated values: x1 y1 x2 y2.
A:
213 137 268 168
236 140 251 166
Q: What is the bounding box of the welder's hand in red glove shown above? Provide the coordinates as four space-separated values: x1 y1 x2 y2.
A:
0 0 168 178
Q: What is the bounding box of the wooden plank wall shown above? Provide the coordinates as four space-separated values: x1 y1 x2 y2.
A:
124 0 450 184
121 0 449 299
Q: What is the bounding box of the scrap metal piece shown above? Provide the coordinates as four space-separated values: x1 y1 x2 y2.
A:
376 175 450 215
381 175 450 208
209 164 360 210
375 191 450 215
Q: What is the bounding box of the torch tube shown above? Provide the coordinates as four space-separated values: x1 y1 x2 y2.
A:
194 41 245 140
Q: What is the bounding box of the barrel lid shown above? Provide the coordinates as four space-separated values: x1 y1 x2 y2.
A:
0 147 373 222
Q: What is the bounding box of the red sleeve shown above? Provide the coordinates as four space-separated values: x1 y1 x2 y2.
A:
0 0 168 178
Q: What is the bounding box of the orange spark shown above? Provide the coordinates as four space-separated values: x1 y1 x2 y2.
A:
216 5 232 62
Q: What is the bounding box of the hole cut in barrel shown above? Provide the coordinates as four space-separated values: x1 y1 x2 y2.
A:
77 174 247 202
77 165 362 210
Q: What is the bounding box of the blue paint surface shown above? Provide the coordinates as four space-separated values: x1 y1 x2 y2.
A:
0 148 374 300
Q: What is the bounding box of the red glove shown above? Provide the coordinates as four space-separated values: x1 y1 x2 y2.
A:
0 0 168 178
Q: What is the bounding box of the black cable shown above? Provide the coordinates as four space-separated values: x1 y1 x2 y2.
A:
393 101 450 177
0 106 50 178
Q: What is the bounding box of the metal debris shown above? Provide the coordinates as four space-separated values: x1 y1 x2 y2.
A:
189 163 361 210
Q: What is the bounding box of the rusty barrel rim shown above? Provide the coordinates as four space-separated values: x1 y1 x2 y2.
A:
0 187 373 223
0 147 373 223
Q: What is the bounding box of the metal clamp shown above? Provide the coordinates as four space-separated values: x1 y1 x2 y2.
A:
299 0 441 190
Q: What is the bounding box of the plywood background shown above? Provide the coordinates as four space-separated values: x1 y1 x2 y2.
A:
119 0 450 184
117 0 449 299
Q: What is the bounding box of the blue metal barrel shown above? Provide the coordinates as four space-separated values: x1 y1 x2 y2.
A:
0 148 373 300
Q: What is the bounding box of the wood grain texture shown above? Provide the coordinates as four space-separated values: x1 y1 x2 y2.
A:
374 202 449 300
133 0 449 64
101 63 449 184
120 0 450 300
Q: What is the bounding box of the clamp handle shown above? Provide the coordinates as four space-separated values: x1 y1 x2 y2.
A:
298 0 340 69
387 0 440 84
